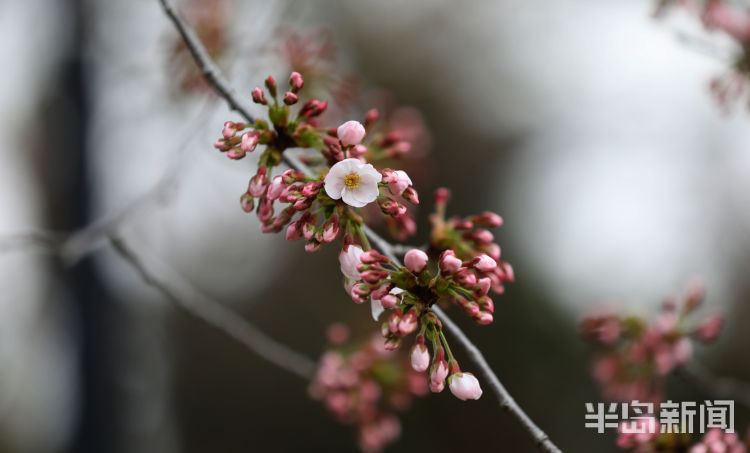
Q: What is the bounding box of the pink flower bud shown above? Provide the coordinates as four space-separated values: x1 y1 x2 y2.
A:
305 240 321 253
456 270 477 288
283 91 298 105
398 310 418 335
281 169 305 184
239 193 254 213
222 121 237 139
469 229 494 245
213 139 229 151
431 359 449 385
695 313 723 343
320 215 340 243
363 108 379 127
302 220 316 241
227 148 246 160
404 249 428 273
298 99 328 118
439 250 462 274
429 380 445 393
486 243 501 260
470 211 503 227
251 87 267 104
289 71 304 93
461 300 480 317
265 75 277 97
477 277 492 296
241 131 260 152
248 167 269 197
475 311 493 325
472 254 497 272
370 283 394 301
449 372 483 401
434 187 451 206
350 144 367 157
388 312 401 334
402 187 419 204
353 282 371 297
380 293 399 309
478 296 494 314
384 337 402 351
257 198 274 223
337 120 366 146
383 170 412 196
266 176 286 201
410 344 430 372
286 221 302 241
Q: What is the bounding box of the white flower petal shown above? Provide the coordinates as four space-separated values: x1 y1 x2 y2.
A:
324 177 345 199
351 183 380 206
370 298 385 321
341 188 368 207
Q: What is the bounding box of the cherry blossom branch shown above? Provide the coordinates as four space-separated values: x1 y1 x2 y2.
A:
363 223 561 452
679 363 750 410
155 2 563 451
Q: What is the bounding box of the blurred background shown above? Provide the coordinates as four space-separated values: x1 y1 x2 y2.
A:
0 0 749 451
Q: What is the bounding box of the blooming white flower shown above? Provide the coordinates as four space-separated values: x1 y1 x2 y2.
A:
324 158 382 208
449 372 483 401
339 244 364 281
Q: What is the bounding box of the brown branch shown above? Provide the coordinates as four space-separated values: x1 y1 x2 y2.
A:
155 1 563 451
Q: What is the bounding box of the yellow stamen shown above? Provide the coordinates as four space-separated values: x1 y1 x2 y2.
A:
344 173 361 189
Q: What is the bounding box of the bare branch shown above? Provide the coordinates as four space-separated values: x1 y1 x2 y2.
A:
60 95 216 266
109 234 316 379
155 1 563 451
0 229 317 380
679 363 750 410
0 230 65 255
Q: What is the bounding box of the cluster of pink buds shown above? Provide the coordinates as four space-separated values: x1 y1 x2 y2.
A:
581 281 724 404
656 0 750 111
338 241 504 400
429 188 514 294
689 428 748 453
212 72 421 251
309 325 427 453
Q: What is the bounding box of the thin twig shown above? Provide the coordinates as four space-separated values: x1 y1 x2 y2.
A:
679 363 750 410
155 1 563 450
0 229 317 380
110 234 316 379
60 95 216 266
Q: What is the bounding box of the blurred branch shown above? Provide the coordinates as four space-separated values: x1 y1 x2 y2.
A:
0 229 317 379
156 1 563 451
109 234 316 379
679 363 750 410
60 95 216 266
0 230 65 255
